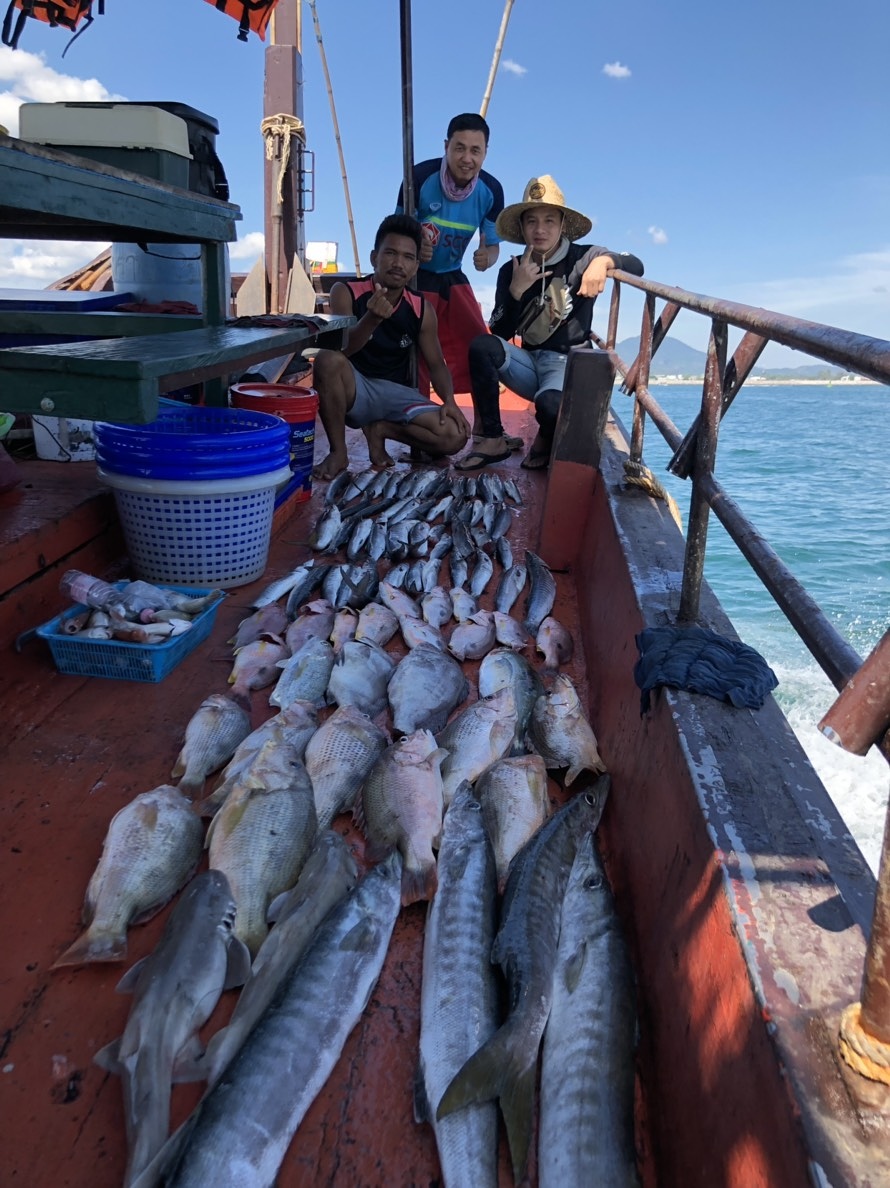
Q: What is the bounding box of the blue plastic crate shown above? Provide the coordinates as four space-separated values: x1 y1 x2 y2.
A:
36 583 225 682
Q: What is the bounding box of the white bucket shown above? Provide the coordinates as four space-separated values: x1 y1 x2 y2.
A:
32 416 96 462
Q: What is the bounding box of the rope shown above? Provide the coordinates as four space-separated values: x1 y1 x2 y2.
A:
623 459 683 531
261 114 306 206
838 1002 890 1085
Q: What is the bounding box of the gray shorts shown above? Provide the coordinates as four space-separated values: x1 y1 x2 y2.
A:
345 367 438 429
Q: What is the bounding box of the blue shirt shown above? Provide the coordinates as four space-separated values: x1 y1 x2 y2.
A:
396 158 504 275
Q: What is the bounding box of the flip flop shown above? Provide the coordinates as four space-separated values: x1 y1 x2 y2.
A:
472 433 523 451
520 447 551 471
455 448 513 473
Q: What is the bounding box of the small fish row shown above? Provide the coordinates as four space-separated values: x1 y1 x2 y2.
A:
326 462 522 512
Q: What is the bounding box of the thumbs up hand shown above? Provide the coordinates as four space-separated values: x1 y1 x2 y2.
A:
473 231 491 272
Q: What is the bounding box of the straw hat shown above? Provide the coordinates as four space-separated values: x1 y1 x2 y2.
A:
495 175 592 244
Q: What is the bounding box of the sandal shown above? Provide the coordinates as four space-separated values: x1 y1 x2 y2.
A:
473 433 523 451
520 446 551 471
455 447 513 473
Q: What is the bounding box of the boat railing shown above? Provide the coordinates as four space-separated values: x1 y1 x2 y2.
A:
595 269 890 1071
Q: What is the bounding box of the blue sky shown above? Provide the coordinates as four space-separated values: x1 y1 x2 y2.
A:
1 0 888 365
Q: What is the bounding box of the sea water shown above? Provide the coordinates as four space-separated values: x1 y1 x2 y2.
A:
630 382 890 874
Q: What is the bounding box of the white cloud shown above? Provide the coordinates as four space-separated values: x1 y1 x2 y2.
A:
501 59 527 77
0 240 109 287
229 231 265 261
648 225 668 245
0 46 123 135
603 62 631 79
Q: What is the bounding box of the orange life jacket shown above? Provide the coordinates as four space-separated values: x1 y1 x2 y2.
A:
2 1 100 49
203 0 281 42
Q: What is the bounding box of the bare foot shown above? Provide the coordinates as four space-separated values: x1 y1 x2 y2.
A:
364 422 396 469
312 451 349 481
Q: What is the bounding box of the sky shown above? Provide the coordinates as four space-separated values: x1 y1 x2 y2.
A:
1 0 888 366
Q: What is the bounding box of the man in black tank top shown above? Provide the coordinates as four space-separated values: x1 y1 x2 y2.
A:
312 215 470 481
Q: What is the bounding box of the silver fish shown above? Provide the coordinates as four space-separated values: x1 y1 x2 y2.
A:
449 610 497 662
367 520 388 561
415 786 499 1188
427 494 453 522
478 647 544 755
228 605 288 651
200 833 358 1089
329 606 359 651
493 610 531 651
322 563 345 607
490 505 514 541
503 477 523 505
421 585 452 629
249 561 316 610
52 785 203 968
387 520 412 563
309 504 343 551
437 777 610 1183
538 833 640 1188
378 580 421 620
430 532 453 561
284 599 335 655
451 518 475 560
207 746 318 955
171 694 252 798
326 638 396 718
404 559 427 597
94 871 251 1186
388 643 469 735
528 674 607 784
401 615 447 651
523 550 557 635
420 556 443 593
228 638 289 709
269 637 336 709
341 466 377 503
354 601 399 647
346 516 372 561
385 560 409 588
495 535 513 570
359 730 446 905
449 553 468 590
536 615 574 670
409 520 431 557
304 704 389 829
450 586 478 623
324 467 353 505
435 687 518 806
495 563 527 614
476 754 550 891
469 549 494 598
284 563 329 619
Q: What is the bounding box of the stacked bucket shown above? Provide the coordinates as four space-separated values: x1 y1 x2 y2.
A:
95 404 292 588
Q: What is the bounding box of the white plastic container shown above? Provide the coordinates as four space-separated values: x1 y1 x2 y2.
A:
32 416 96 462
18 103 192 157
97 465 292 588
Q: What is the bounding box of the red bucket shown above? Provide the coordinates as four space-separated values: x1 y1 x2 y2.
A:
229 382 318 503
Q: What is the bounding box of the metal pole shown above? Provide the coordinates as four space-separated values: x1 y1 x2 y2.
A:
308 0 362 276
480 0 515 119
399 0 415 218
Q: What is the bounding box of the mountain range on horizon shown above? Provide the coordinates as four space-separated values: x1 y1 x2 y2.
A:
614 336 845 380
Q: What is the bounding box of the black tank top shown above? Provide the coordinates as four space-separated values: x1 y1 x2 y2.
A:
346 280 424 386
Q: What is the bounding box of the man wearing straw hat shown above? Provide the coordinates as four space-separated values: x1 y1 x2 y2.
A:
455 175 644 472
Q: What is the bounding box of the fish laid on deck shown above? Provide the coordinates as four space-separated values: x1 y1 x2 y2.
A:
170 694 251 799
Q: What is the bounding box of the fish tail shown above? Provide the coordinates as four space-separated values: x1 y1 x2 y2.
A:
566 756 606 786
400 859 437 907
229 686 251 712
174 771 204 799
169 751 186 780
51 925 127 969
437 1020 536 1178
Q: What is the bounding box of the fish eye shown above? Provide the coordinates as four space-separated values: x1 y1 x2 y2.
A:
584 793 595 805
584 875 604 891
468 801 482 813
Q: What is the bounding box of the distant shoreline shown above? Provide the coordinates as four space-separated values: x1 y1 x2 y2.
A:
645 377 883 387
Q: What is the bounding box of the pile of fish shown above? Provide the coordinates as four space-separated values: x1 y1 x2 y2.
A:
53 462 638 1187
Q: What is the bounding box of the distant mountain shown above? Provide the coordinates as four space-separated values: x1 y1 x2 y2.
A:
615 336 845 380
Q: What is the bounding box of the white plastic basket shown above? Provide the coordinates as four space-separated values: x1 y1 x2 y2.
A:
98 465 292 589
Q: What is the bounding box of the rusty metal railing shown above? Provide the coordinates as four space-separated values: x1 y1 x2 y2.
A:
596 270 890 1079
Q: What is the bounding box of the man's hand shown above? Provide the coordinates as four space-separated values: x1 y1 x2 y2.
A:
366 283 396 320
473 233 490 272
509 246 550 299
439 399 471 438
420 225 435 263
578 255 614 298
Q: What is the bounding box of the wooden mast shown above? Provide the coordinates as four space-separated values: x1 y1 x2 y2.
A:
264 0 305 312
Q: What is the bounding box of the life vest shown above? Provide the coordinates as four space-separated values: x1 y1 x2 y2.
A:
1 1 101 49
203 0 281 42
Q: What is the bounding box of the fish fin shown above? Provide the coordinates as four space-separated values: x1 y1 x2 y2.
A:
266 889 289 924
51 927 127 969
171 1034 206 1083
174 772 204 799
114 956 149 994
339 917 377 952
565 756 606 786
401 860 437 907
561 939 589 994
413 1060 432 1124
223 937 252 990
93 1037 122 1075
437 1022 536 1183
170 750 187 780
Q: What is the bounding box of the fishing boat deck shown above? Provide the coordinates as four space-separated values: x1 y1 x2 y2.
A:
1 400 633 1187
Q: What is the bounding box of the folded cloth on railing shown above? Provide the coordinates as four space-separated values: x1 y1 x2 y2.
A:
229 314 328 331
114 300 201 314
634 625 778 714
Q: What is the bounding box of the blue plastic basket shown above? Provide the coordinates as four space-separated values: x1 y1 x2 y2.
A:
94 406 290 480
36 583 225 682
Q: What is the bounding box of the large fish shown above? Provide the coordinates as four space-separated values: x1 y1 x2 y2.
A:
354 601 399 647
435 688 518 807
283 599 335 654
536 615 574 670
401 614 447 651
528 674 607 784
304 704 388 829
309 503 342 551
421 585 452 629
415 785 500 1188
228 605 289 651
437 776 610 1182
326 637 395 717
388 643 469 734
476 753 550 891
268 637 335 709
493 610 531 652
249 560 316 610
494 563 527 614
199 833 357 1088
94 871 251 1186
284 563 330 619
378 579 421 620
52 785 203 968
329 606 359 651
228 638 289 709
538 833 640 1188
449 610 496 662
206 748 318 954
170 695 252 798
478 647 544 755
523 550 557 635
358 729 446 905
137 856 403 1188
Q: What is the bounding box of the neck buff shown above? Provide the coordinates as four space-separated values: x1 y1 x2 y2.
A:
440 155 479 202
